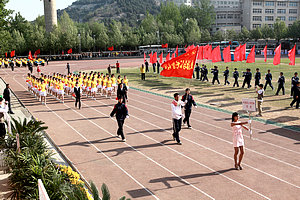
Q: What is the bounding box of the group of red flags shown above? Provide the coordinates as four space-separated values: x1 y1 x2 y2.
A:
157 43 297 79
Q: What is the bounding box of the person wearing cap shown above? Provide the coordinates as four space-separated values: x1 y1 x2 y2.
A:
242 68 252 89
223 66 230 86
291 72 299 97
290 81 300 109
254 68 261 87
264 69 274 91
233 68 239 87
181 88 197 129
275 72 285 96
211 66 220 85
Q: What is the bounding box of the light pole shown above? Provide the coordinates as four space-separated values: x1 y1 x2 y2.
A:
93 34 96 52
78 33 81 53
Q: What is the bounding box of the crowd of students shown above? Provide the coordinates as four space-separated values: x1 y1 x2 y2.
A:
25 72 130 107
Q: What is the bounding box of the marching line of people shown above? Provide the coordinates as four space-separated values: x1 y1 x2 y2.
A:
25 72 130 107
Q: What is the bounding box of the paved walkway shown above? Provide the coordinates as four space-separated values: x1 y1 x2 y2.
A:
0 61 299 199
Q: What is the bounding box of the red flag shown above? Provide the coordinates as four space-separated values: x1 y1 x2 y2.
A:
10 50 15 57
185 44 195 53
203 45 212 60
159 53 163 63
240 44 246 61
288 44 296 66
34 49 40 55
246 46 256 63
149 52 153 64
5 52 7 58
67 48 72 54
197 46 203 60
211 46 222 63
223 46 231 63
234 45 241 62
166 53 170 61
62 50 64 55
171 52 175 59
144 52 146 63
28 51 33 60
108 46 114 51
162 43 168 48
160 47 198 79
263 45 267 62
175 46 178 57
153 52 157 63
273 44 281 65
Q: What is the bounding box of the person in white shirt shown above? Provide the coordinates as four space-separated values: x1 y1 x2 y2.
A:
0 97 9 142
171 93 185 145
256 84 264 117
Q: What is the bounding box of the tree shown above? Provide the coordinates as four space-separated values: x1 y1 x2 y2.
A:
250 27 262 41
11 30 26 55
0 30 12 56
109 20 124 48
273 18 287 42
0 0 13 29
158 2 182 29
261 24 274 39
140 13 158 34
287 20 300 40
58 11 78 51
184 18 201 44
239 26 250 42
201 29 211 42
226 29 238 41
213 30 224 41
193 0 216 30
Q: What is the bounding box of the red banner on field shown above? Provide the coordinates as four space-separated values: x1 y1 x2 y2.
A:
246 46 256 63
160 47 198 79
223 46 231 63
162 43 168 48
288 44 296 66
273 44 281 65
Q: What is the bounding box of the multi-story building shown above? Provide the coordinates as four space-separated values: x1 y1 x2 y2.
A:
210 0 242 32
241 0 300 30
162 0 192 6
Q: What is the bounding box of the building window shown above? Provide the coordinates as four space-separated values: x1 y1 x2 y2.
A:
265 1 275 6
277 9 286 14
253 16 262 21
253 1 262 6
253 9 262 13
253 24 262 28
234 14 240 19
265 16 274 21
289 2 298 7
217 14 226 19
277 1 287 6
227 14 233 19
289 9 297 14
265 9 274 14
289 16 297 21
277 16 286 21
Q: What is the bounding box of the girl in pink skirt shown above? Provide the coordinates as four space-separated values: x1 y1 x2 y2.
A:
231 112 249 170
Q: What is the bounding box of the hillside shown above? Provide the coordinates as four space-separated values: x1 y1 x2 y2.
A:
57 0 161 26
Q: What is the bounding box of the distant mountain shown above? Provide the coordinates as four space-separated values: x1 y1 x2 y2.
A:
57 0 161 26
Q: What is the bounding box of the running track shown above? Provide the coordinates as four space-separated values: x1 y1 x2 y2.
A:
1 60 299 200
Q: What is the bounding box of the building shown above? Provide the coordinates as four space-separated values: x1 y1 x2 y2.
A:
162 0 193 6
43 0 58 32
241 0 300 30
210 0 242 33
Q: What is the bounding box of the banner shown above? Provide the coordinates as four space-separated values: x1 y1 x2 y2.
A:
288 44 296 66
197 46 203 60
159 53 163 63
166 53 170 61
223 46 231 63
160 46 198 79
67 48 72 54
211 46 222 63
108 46 114 51
263 45 267 62
162 43 168 48
246 46 255 63
273 44 281 65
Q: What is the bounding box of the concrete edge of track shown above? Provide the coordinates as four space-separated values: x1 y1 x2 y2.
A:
130 86 300 133
0 77 93 193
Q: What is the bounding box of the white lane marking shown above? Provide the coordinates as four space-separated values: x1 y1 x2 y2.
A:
10 72 159 200
129 91 300 155
14 73 215 200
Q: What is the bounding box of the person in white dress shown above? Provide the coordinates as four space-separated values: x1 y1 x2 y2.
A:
231 112 249 170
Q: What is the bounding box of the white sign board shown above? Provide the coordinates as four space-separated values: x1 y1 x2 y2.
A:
38 179 50 200
242 98 256 112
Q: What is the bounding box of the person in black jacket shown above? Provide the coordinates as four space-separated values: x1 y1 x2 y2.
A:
3 84 14 114
202 65 209 82
223 66 230 85
242 68 252 89
145 60 149 72
195 63 200 80
264 69 274 90
211 66 220 85
110 97 129 141
156 61 160 74
291 72 299 97
275 72 285 95
66 63 70 74
233 68 239 87
117 80 128 104
74 82 81 109
28 61 33 74
255 68 261 87
290 82 300 109
181 88 197 128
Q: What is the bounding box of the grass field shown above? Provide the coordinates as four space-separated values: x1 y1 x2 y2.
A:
86 58 300 127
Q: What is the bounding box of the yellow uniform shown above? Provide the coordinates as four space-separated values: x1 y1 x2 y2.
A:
107 80 112 88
